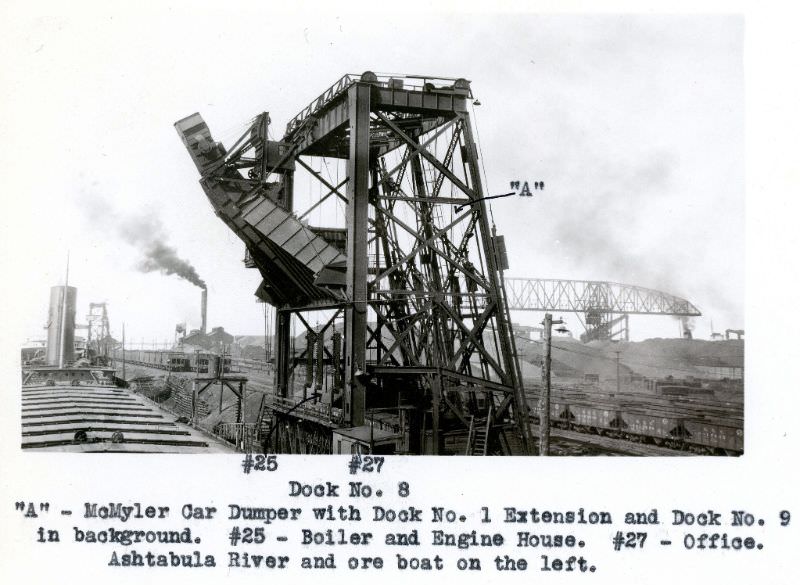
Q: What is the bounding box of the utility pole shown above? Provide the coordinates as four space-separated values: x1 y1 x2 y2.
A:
264 303 271 371
121 323 126 380
540 313 563 456
615 350 621 395
58 252 70 369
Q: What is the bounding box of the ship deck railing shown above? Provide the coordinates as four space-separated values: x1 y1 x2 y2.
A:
215 422 262 452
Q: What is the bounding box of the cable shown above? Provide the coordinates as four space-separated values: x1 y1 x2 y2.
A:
470 102 493 197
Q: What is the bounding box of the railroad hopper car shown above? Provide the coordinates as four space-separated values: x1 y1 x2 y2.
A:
111 348 232 374
529 388 743 455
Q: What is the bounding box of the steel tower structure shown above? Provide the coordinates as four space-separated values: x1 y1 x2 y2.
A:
86 302 111 358
176 72 531 454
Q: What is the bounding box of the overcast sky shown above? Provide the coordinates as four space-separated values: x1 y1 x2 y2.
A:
1 5 744 343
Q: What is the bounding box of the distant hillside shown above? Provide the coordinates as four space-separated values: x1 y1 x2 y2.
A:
516 336 743 382
235 335 267 348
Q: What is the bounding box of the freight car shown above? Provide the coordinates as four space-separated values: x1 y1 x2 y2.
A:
110 348 233 374
527 387 743 455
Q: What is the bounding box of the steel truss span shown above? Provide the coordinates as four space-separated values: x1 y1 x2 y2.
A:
176 72 533 455
503 278 701 317
505 278 701 341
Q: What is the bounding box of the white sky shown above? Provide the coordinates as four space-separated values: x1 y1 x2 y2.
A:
1 4 744 343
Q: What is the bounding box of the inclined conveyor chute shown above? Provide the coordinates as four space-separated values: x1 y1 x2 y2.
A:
175 113 346 306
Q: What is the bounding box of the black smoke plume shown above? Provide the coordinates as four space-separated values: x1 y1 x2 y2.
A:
79 192 206 289
136 239 206 289
118 214 206 289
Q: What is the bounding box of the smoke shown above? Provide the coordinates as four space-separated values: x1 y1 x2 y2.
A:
118 214 206 289
673 315 695 337
134 237 206 289
79 192 206 289
544 148 680 289
517 110 741 323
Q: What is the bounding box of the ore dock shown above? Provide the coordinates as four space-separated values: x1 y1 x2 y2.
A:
21 72 743 456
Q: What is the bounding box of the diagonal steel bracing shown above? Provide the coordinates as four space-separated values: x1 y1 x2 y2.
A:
177 73 532 454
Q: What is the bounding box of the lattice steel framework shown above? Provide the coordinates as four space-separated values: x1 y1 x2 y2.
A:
176 72 532 454
504 278 701 341
86 302 111 358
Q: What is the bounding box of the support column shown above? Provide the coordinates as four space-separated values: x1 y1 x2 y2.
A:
275 310 291 398
540 313 553 456
241 381 247 425
191 384 197 423
315 328 325 395
461 112 533 455
344 82 371 427
282 167 294 211
304 331 315 401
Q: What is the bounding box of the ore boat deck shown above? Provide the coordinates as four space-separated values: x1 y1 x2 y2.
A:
21 380 236 453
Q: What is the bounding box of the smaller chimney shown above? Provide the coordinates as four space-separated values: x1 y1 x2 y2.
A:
201 287 207 334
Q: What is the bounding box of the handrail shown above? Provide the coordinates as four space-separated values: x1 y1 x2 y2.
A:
285 74 357 136
465 415 476 455
481 403 493 456
284 73 472 137
269 394 344 425
215 422 261 452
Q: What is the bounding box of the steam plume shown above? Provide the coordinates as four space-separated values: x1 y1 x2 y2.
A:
673 315 695 336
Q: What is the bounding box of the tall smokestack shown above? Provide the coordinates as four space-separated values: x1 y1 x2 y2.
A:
46 286 77 366
201 287 207 334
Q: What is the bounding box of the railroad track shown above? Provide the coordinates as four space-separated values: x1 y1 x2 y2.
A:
530 424 693 456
